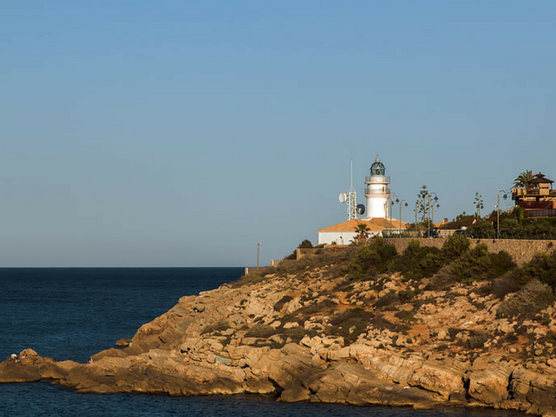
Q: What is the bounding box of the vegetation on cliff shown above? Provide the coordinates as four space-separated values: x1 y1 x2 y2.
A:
233 235 556 356
5 235 556 415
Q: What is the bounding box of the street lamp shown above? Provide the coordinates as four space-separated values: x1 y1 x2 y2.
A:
431 202 440 231
389 194 399 229
427 192 439 232
396 199 408 236
497 190 510 239
257 242 261 269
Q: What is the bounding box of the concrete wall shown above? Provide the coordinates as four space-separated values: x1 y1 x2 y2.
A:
318 231 382 246
245 238 556 275
384 238 556 265
318 231 356 246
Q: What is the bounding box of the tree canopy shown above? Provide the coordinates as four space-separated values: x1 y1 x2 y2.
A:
514 170 535 189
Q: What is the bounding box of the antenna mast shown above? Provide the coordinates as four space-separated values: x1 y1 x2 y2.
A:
347 158 357 220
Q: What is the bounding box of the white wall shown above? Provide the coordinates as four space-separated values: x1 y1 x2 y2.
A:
367 196 387 218
318 230 382 245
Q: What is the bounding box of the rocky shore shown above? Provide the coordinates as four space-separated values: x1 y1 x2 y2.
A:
3 241 556 416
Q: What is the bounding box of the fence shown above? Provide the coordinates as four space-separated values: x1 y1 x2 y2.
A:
525 209 556 218
383 228 556 240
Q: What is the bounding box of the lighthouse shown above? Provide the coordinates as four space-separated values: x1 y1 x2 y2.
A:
364 156 391 219
317 155 404 245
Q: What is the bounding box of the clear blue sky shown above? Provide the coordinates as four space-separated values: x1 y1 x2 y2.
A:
1 1 555 266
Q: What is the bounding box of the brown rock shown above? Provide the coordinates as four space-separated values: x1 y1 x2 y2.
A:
408 361 464 399
467 366 512 405
279 386 310 402
116 338 132 347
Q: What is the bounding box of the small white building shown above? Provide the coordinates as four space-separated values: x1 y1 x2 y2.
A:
317 218 406 245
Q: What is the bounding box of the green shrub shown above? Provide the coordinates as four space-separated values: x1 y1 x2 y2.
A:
232 266 275 287
518 250 556 288
277 246 356 275
245 324 280 338
255 340 286 350
425 266 457 291
412 297 436 310
448 328 462 340
451 245 515 283
539 330 556 345
442 234 471 260
451 244 490 283
497 279 555 318
273 295 294 311
489 251 516 278
398 290 414 304
371 313 410 334
326 308 373 344
505 333 518 343
514 207 526 224
201 320 230 335
373 291 399 309
298 239 314 248
295 299 337 316
394 309 415 321
440 213 478 230
394 240 444 280
283 327 317 343
348 237 398 279
463 330 489 349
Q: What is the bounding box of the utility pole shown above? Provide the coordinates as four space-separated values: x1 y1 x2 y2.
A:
398 199 408 235
427 192 439 236
497 190 509 239
257 243 261 269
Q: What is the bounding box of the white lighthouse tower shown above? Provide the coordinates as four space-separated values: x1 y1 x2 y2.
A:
364 156 391 219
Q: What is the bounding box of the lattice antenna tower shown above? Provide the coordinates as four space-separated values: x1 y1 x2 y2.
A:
347 158 357 220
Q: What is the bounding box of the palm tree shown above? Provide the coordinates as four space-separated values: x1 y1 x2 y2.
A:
354 223 370 240
513 170 535 189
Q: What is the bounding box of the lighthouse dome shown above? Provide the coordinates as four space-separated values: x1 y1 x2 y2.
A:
370 157 385 176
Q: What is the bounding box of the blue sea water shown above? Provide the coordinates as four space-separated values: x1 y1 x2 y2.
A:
0 268 524 417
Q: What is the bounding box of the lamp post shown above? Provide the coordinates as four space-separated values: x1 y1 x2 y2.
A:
427 192 439 233
497 190 510 239
396 199 408 236
389 194 398 230
431 202 440 231
257 242 261 269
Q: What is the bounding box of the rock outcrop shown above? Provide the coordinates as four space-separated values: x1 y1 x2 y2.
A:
3 247 556 416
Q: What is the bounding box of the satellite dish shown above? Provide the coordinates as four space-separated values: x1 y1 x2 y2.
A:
338 193 347 203
357 204 365 215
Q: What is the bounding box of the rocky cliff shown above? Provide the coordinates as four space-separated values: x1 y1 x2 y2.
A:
3 241 556 416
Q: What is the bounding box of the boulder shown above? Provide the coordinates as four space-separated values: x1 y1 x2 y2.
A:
467 366 512 405
408 361 464 399
116 338 132 347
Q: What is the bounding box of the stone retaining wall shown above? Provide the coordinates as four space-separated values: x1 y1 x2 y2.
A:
384 238 556 265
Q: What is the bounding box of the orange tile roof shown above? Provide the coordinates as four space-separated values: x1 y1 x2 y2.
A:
318 218 408 232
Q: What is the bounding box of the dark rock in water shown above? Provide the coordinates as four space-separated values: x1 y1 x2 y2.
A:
0 349 78 383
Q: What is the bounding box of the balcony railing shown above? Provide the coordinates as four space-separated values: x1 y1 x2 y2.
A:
365 176 390 184
513 188 556 196
365 187 391 196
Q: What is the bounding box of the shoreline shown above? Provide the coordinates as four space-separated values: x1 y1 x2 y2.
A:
3 239 556 416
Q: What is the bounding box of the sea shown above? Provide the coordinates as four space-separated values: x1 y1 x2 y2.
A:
0 268 525 417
